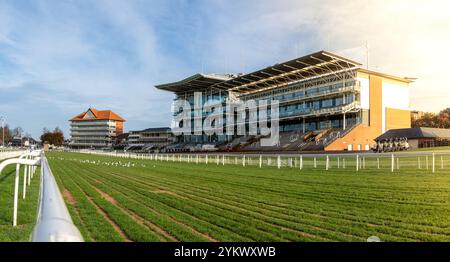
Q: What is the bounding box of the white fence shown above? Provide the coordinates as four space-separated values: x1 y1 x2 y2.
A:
0 149 28 161
72 149 450 174
0 150 83 242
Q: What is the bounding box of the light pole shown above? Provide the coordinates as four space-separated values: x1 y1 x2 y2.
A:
0 116 5 147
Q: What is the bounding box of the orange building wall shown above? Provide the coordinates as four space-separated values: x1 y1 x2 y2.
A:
325 75 383 151
116 121 124 136
385 108 411 130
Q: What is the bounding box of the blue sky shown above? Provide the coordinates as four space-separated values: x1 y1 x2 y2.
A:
1 0 449 138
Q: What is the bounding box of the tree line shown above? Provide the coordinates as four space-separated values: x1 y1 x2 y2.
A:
412 108 450 129
0 125 31 144
40 127 65 146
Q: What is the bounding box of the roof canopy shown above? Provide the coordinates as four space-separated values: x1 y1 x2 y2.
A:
376 127 450 140
155 74 233 93
70 108 125 122
212 51 361 94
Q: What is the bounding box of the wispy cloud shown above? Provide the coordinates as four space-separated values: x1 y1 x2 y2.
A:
0 0 449 138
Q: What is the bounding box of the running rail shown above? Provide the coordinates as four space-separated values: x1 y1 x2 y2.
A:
30 154 84 242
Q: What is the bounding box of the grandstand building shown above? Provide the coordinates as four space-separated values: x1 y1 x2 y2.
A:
126 127 175 152
156 51 414 151
69 108 125 149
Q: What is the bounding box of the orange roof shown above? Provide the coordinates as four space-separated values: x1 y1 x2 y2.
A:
70 108 125 122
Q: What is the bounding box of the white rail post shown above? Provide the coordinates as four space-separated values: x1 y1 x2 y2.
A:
277 155 281 169
441 155 444 169
337 157 340 169
363 157 366 169
242 155 246 167
432 153 435 173
13 163 20 226
418 156 421 169
23 165 27 200
205 155 208 165
426 156 429 170
343 158 346 169
259 155 262 168
300 155 303 170
222 155 225 166
391 154 394 173
314 157 317 168
356 155 359 171
326 155 329 171
216 155 219 165
377 158 380 169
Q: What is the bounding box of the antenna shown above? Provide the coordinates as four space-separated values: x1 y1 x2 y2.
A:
365 41 370 70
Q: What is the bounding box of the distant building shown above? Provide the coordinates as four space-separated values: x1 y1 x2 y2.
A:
69 108 125 149
10 135 37 147
376 127 450 149
114 132 129 150
126 127 175 152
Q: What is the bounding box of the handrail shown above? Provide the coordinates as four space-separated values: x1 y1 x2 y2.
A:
31 154 84 242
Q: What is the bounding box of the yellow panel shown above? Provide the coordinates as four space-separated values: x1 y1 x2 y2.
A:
385 108 411 131
369 75 383 133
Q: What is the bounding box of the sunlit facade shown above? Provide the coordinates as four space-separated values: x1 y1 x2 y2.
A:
156 51 414 151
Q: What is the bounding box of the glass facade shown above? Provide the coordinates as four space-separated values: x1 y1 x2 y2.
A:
173 71 362 144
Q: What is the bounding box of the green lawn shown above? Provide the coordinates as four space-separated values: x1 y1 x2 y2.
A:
43 151 450 242
0 162 41 241
412 146 450 152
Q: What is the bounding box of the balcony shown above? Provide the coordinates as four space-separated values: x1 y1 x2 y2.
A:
70 126 116 131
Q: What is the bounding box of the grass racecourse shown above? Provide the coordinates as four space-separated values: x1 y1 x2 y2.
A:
0 164 40 241
1 151 450 242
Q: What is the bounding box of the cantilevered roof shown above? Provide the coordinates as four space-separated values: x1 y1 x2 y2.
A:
155 73 233 93
211 51 362 94
376 127 450 140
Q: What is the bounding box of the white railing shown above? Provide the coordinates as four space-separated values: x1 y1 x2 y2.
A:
71 149 450 174
0 149 27 161
31 155 84 242
0 150 83 242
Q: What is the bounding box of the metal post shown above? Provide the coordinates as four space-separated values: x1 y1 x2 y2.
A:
432 153 435 173
23 165 27 199
259 155 262 168
13 164 20 227
391 154 394 173
277 155 281 169
300 155 303 170
356 155 359 171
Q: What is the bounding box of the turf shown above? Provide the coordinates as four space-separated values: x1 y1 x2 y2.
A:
0 162 41 241
44 151 450 242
